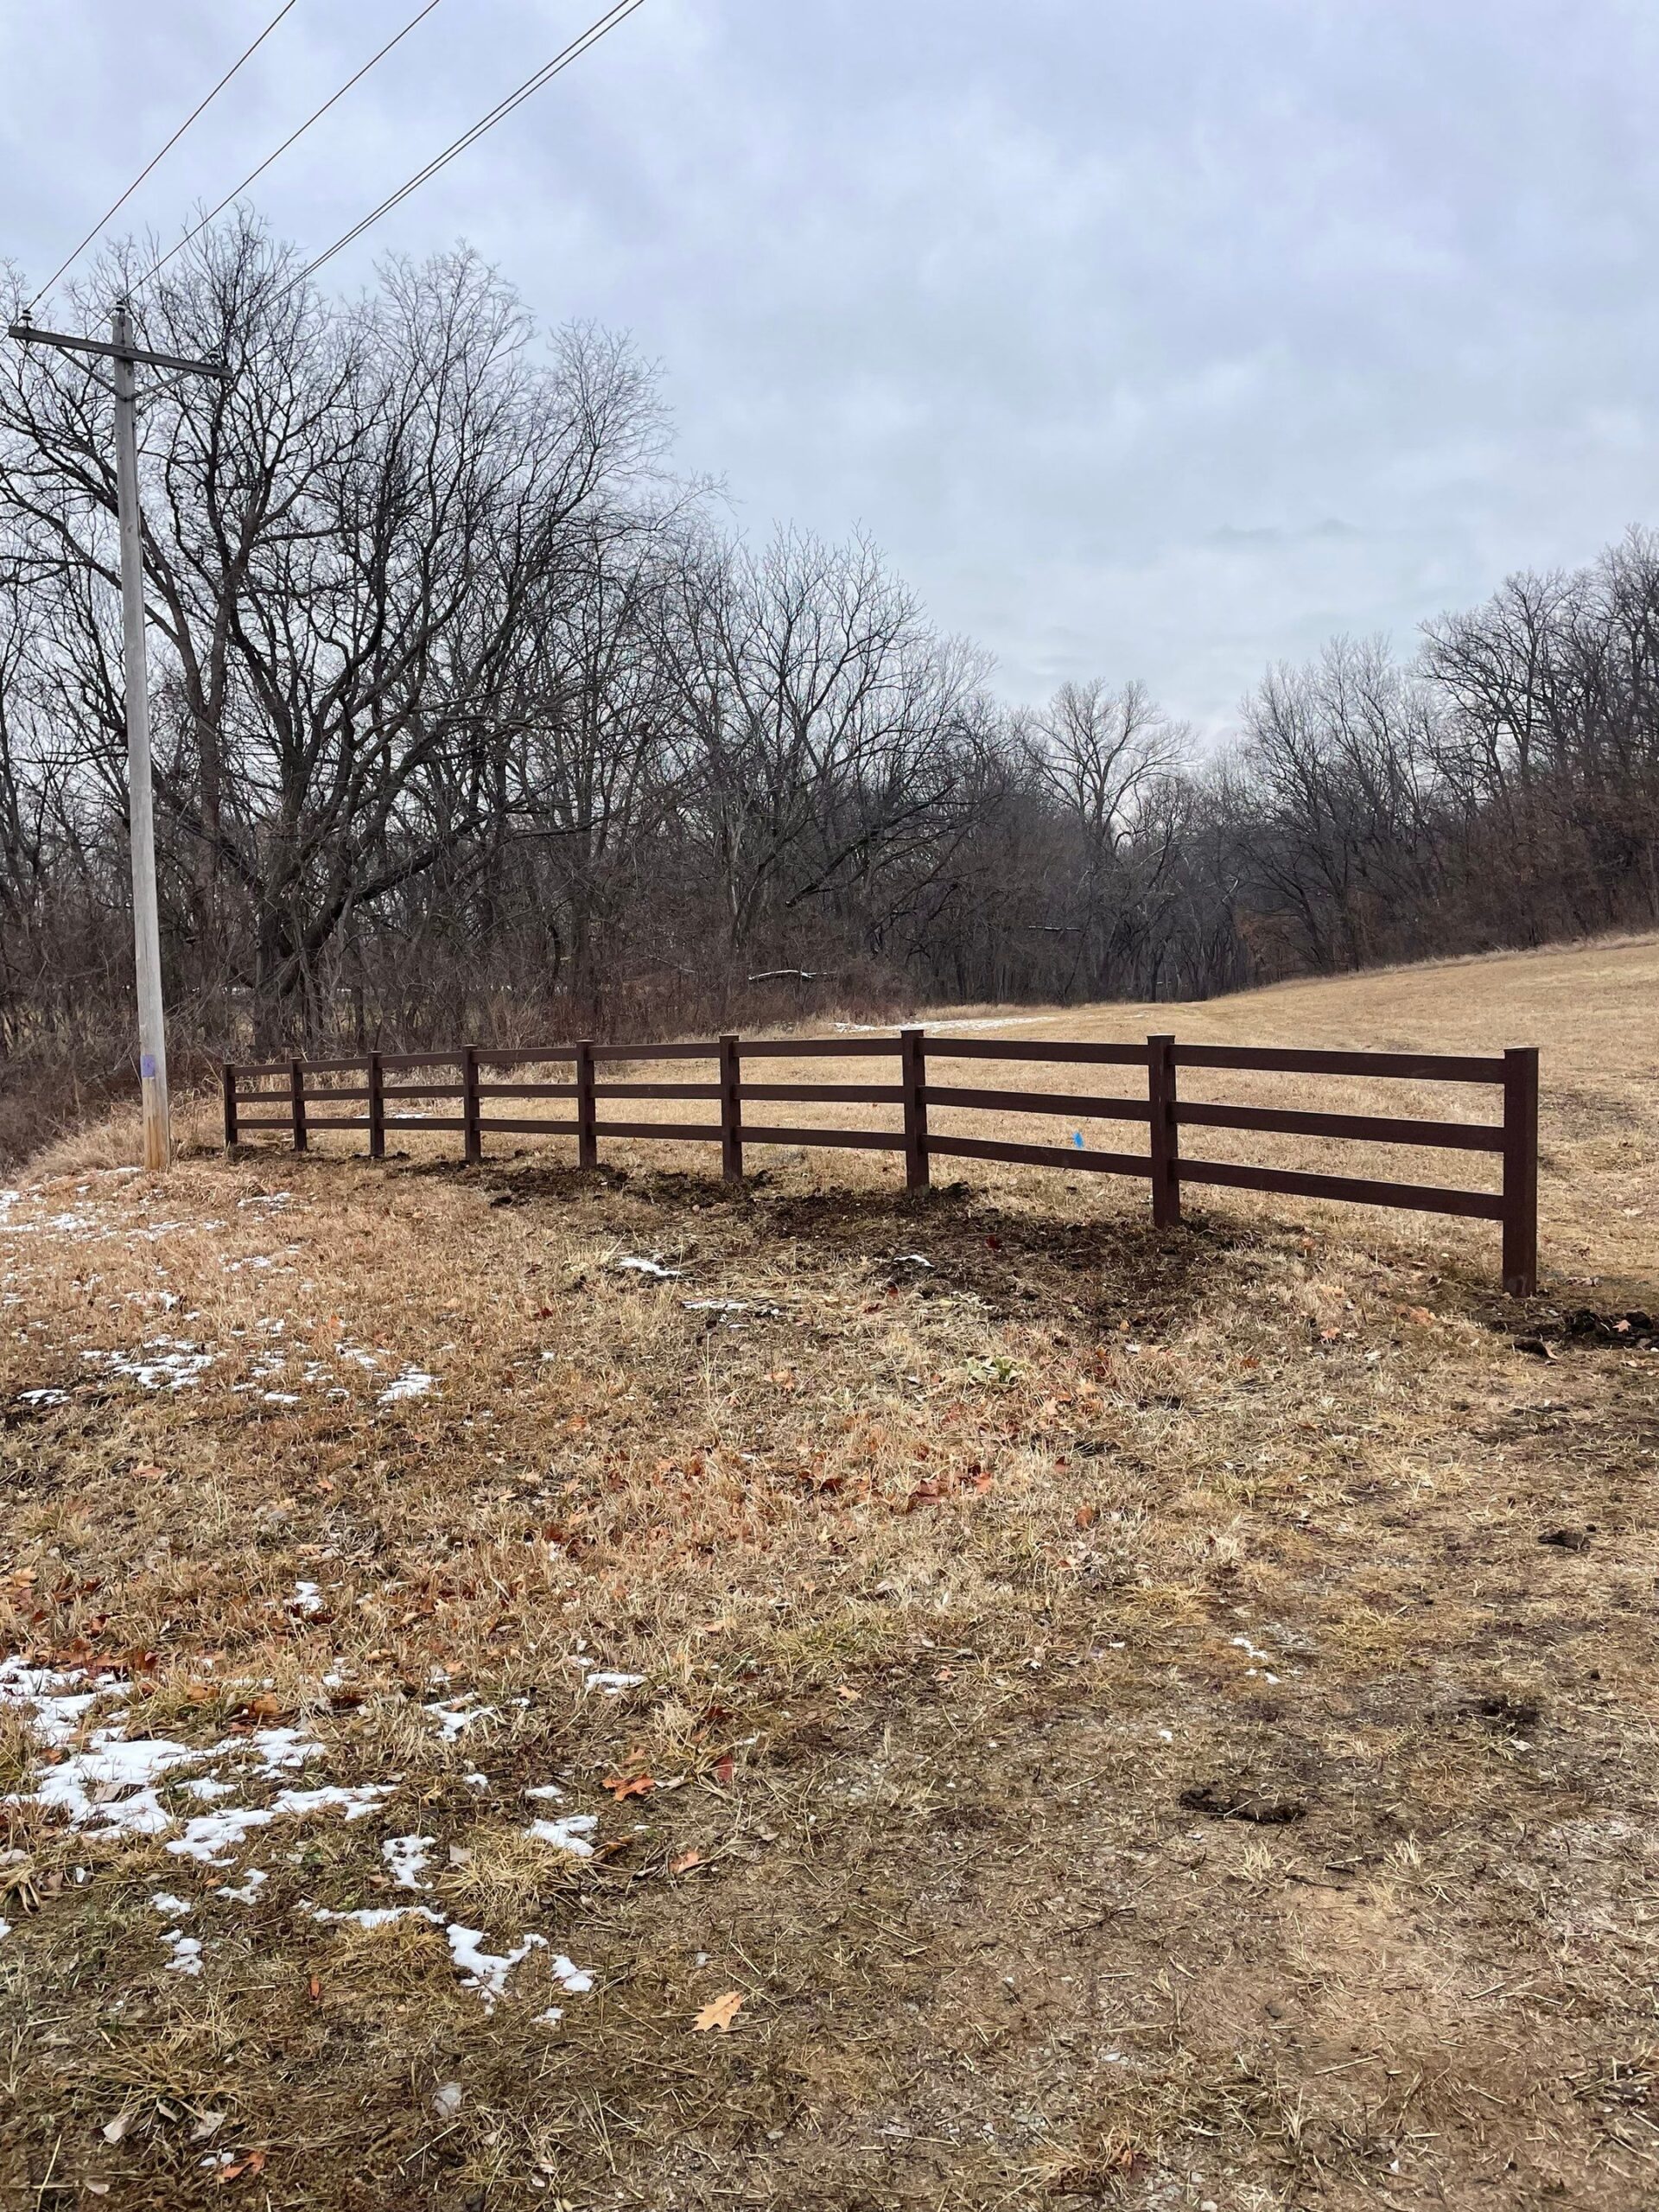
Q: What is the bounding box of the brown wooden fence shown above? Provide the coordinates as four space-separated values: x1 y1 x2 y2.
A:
221 1030 1541 1294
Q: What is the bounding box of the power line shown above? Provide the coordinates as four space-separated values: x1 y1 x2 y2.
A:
134 0 449 289
295 0 645 288
28 0 300 309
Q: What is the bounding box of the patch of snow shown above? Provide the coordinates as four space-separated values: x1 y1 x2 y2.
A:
378 1367 435 1404
550 1953 594 1994
229 1727 322 1774
312 1903 439 1930
217 1870 267 1904
162 1930 203 1976
288 1581 324 1617
16 1388 68 1408
425 1697 496 1744
578 1666 644 1695
383 1834 435 1890
0 1657 122 1746
616 1256 680 1280
166 1784 393 1866
28 1730 206 1836
682 1298 747 1313
445 1924 546 2009
150 1892 192 1918
80 1338 214 1390
524 1784 565 1802
525 1815 597 1859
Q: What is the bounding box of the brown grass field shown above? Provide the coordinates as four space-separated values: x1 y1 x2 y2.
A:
1 933 1656 2210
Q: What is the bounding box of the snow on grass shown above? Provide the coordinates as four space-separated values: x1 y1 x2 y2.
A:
383 1834 434 1889
161 1930 203 1976
425 1695 497 1744
166 1785 394 1866
312 1903 437 1930
525 1815 597 1858
445 1925 547 2009
378 1367 435 1404
288 1581 324 1617
79 1338 215 1390
616 1256 680 1280
1 1662 400 1866
299 1900 595 2013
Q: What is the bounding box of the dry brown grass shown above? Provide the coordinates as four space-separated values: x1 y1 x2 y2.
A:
1 931 1656 2209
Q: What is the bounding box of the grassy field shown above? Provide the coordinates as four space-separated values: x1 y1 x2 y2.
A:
2 933 1656 2209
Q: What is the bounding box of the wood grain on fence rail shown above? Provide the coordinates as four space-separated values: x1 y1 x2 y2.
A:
223 1024 1541 1292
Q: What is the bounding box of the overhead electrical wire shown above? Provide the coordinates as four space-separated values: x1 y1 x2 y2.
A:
293 0 645 287
27 0 300 308
133 0 449 289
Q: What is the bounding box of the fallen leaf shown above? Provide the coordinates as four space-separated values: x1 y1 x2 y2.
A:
670 1847 703 1875
1405 1306 1435 1325
603 1773 655 1801
101 2113 135 2146
130 1462 165 1482
835 1685 861 1702
713 1754 735 1785
307 1973 321 2004
692 1990 744 2032
215 2152 266 2185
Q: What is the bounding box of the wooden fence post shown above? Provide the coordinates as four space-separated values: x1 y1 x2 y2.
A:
462 1046 482 1166
1501 1046 1539 1297
221 1064 238 1152
367 1052 385 1161
900 1027 930 1194
719 1033 743 1183
575 1041 598 1171
1147 1033 1180 1230
289 1056 308 1154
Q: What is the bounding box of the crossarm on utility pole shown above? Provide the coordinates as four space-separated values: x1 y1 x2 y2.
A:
8 321 228 378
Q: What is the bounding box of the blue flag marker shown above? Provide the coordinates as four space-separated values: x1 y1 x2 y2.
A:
1072 1129 1084 1147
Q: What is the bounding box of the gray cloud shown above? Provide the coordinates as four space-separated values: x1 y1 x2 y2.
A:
4 0 1659 730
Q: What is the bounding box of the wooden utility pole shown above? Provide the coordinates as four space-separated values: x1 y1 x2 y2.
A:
8 302 227 1171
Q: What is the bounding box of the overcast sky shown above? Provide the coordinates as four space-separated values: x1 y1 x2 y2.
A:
5 0 1659 731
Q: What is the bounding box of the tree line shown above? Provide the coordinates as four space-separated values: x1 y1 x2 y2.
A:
1 217 1656 1147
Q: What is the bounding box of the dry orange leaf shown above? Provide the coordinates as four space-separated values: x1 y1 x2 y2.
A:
603 1773 655 1801
1405 1306 1435 1325
669 1847 703 1875
692 1990 744 2032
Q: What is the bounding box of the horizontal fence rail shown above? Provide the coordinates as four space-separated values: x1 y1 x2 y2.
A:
221 1030 1541 1294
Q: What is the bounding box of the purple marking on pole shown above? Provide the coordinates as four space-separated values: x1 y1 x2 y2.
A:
141 1053 157 1078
